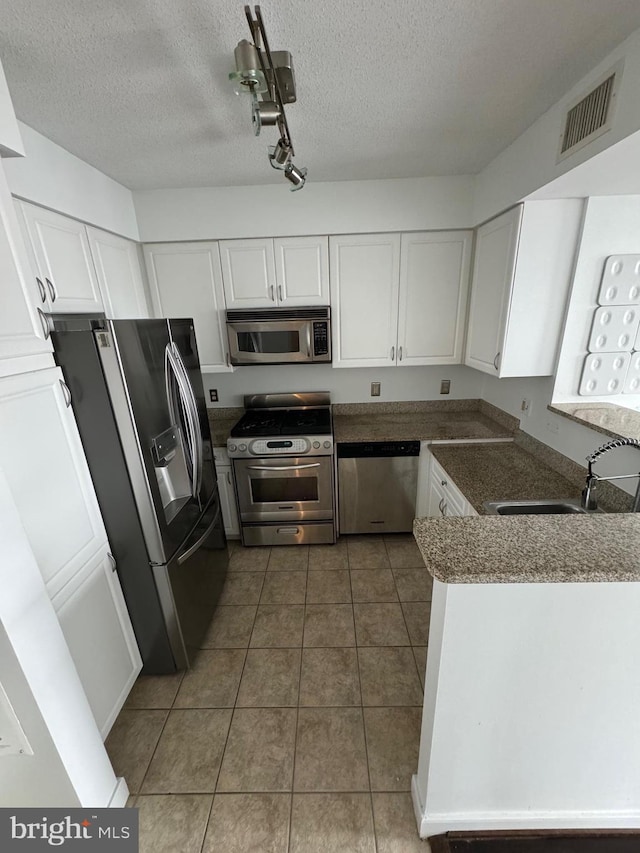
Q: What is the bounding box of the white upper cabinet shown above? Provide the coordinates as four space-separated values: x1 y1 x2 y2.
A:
398 231 472 366
330 233 401 368
144 241 231 372
221 236 329 309
0 163 53 376
274 236 329 306
465 200 583 378
86 227 149 318
220 238 277 308
0 367 108 600
330 231 472 368
18 201 104 314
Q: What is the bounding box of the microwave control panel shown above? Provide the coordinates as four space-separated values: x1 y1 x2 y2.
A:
313 322 330 357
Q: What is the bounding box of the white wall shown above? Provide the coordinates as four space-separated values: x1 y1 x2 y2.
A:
554 195 640 407
0 468 123 807
415 579 640 836
473 27 640 223
133 176 475 242
205 364 483 408
3 123 139 240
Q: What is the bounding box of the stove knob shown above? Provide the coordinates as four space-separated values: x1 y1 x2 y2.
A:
323 441 331 449
312 441 321 449
238 443 247 452
228 443 237 453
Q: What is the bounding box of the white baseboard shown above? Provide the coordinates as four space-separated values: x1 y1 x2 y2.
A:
107 777 130 808
410 781 640 840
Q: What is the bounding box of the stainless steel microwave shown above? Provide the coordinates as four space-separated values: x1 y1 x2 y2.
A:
226 307 332 365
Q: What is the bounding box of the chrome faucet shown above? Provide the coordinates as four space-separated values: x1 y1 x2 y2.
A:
581 438 640 511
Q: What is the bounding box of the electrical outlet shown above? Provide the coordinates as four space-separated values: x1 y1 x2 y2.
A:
440 379 451 395
371 382 381 397
520 397 531 417
209 389 218 403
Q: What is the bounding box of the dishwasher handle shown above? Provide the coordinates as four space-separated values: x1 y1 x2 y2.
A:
336 441 420 458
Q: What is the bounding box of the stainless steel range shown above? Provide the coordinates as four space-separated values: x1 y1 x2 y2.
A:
227 392 336 546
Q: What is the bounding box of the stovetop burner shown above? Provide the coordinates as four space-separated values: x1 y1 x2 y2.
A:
230 407 331 438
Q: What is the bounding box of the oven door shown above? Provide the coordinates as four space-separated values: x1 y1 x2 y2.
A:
227 320 312 365
234 456 334 522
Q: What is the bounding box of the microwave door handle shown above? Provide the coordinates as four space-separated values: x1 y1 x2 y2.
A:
247 463 321 471
306 324 312 358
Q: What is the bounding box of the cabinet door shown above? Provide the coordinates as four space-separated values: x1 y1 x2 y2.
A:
398 231 472 366
53 546 141 739
465 206 522 376
330 234 401 368
19 202 103 314
216 465 240 537
274 236 329 306
87 226 149 318
144 242 231 372
219 238 277 309
0 165 53 375
0 367 108 599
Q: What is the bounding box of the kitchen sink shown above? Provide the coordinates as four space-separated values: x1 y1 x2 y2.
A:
483 499 587 515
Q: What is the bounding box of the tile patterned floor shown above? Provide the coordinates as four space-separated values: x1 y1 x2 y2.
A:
109 534 432 853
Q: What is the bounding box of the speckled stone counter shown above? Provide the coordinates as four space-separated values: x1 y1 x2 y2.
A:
333 403 516 443
549 402 640 442
207 407 244 446
413 514 640 583
429 442 582 513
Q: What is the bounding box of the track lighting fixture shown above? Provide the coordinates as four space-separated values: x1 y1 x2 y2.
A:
230 5 307 191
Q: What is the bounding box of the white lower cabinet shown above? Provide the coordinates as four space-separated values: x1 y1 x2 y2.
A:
421 449 476 518
214 447 240 537
52 546 141 739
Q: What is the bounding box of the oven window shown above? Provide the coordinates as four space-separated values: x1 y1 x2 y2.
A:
237 330 300 355
251 476 318 503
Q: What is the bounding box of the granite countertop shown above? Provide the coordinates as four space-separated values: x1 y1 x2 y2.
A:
333 411 515 443
208 408 244 446
429 442 582 514
413 514 640 583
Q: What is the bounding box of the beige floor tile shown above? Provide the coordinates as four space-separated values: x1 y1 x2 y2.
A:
290 793 376 853
413 647 428 689
217 708 297 792
201 606 257 649
228 547 271 572
353 603 410 646
306 570 351 603
299 648 361 707
358 647 423 706
393 569 433 601
350 569 398 602
303 604 356 647
219 573 265 605
308 540 348 570
250 605 305 647
402 602 432 645
105 709 167 794
236 648 301 707
203 793 291 853
137 794 212 853
141 709 231 793
260 571 307 605
124 674 184 709
174 649 245 708
294 708 369 792
268 546 309 571
364 707 421 791
347 535 390 569
372 792 429 853
384 536 425 568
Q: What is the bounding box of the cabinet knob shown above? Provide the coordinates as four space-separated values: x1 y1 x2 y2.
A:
398 346 403 361
278 284 283 302
46 278 57 303
270 284 275 301
390 346 395 361
59 379 72 407
107 552 117 572
493 351 501 371
441 479 447 487
37 307 51 340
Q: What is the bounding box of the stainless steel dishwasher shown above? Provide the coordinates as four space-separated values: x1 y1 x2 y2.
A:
337 441 420 534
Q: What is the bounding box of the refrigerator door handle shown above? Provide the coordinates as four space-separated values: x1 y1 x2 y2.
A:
165 343 201 499
177 504 221 565
171 343 204 498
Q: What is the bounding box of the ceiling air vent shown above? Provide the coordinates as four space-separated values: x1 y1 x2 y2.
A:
557 61 623 162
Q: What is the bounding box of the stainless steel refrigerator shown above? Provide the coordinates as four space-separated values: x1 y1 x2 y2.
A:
51 316 228 673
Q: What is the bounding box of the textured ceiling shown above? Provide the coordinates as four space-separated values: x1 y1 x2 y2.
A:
1 0 640 189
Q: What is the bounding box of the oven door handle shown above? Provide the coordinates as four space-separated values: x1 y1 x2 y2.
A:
247 463 321 471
